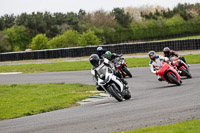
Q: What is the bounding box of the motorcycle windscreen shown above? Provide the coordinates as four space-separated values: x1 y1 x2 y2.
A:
114 58 124 67
97 68 106 80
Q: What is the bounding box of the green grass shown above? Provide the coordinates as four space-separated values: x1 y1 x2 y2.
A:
116 119 200 133
0 60 93 73
0 54 199 73
184 54 200 64
151 35 200 42
0 83 98 120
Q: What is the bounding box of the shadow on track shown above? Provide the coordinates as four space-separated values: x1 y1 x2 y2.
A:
153 84 180 89
181 77 190 80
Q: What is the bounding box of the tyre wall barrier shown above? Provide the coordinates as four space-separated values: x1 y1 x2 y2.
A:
0 39 200 61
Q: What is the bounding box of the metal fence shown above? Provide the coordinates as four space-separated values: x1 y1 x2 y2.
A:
0 39 200 61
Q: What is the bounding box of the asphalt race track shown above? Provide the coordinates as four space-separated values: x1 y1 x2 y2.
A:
0 64 200 133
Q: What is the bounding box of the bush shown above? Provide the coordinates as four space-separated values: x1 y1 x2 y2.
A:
48 30 80 48
63 30 80 47
165 15 186 35
3 26 31 51
78 30 100 46
47 34 66 49
30 34 49 50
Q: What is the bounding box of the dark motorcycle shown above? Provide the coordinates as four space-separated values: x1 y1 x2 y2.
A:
170 57 192 78
113 55 132 78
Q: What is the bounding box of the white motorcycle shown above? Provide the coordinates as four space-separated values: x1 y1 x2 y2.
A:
91 59 131 102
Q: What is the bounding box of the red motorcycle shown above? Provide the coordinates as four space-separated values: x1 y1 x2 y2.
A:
170 57 192 78
113 55 132 78
156 62 182 86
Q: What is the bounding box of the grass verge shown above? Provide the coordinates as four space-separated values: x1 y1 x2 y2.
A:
116 119 200 133
0 60 92 73
0 83 98 120
0 54 199 73
150 35 200 42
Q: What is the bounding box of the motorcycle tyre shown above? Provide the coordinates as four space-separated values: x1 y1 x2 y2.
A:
167 73 181 86
123 90 131 100
108 84 123 102
122 67 132 78
180 67 192 78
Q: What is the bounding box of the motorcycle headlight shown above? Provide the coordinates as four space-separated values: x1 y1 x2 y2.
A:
99 74 105 79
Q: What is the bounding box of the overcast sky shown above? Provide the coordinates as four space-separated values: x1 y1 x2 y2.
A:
0 0 199 16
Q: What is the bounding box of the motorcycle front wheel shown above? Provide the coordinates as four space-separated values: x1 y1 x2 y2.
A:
180 67 192 78
167 73 181 86
108 84 123 102
122 66 132 78
123 90 131 100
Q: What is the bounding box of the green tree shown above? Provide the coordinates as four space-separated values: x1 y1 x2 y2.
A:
0 31 10 52
30 34 49 50
111 8 132 28
78 30 100 46
16 12 60 38
0 14 15 30
173 3 193 20
78 9 86 23
65 12 79 30
3 26 31 51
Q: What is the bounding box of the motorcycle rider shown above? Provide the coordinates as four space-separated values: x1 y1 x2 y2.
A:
163 47 189 66
149 51 169 81
89 54 128 91
103 51 121 62
97 46 106 59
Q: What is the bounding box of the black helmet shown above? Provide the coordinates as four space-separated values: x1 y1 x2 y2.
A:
148 51 156 61
163 47 170 56
89 54 99 67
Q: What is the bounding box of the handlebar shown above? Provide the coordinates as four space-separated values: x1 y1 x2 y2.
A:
119 53 123 57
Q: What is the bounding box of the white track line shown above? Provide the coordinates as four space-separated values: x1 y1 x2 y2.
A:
0 72 22 75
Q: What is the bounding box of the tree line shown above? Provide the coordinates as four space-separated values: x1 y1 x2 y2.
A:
0 3 200 52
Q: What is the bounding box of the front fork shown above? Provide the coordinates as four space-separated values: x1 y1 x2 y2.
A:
100 85 112 96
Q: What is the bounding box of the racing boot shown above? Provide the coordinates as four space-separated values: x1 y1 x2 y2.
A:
158 77 164 81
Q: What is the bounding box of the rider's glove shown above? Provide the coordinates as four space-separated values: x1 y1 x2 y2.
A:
165 60 169 64
156 71 158 75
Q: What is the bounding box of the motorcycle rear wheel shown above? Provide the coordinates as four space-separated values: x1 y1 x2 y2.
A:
167 73 181 86
108 84 123 102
